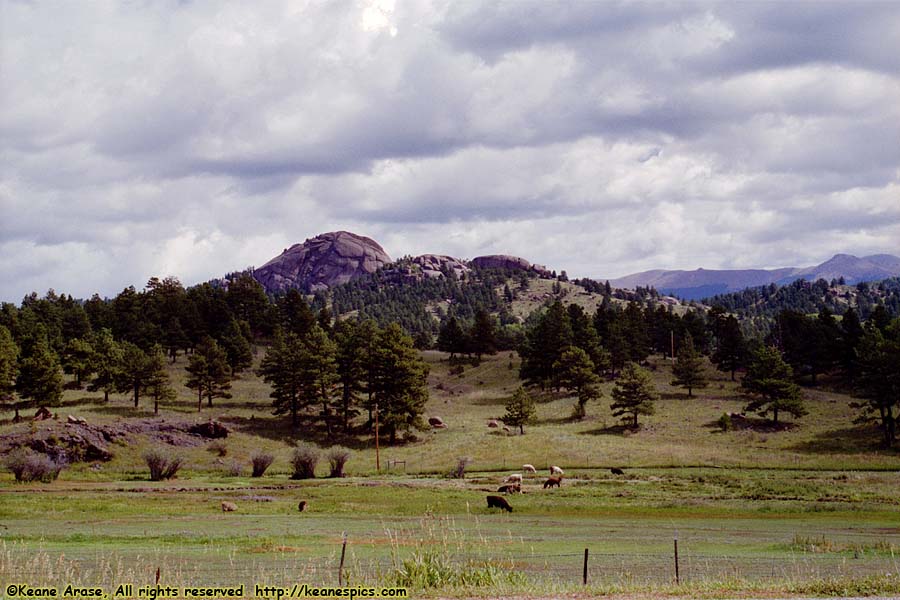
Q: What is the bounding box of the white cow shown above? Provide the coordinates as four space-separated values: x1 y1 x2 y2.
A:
505 473 523 483
522 464 537 474
550 465 564 476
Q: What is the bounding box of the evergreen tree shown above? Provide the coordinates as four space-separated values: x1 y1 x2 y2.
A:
371 323 429 444
62 337 95 387
145 344 175 415
225 274 272 338
162 317 189 362
502 386 536 434
118 342 156 408
519 301 572 388
258 330 304 428
671 333 708 397
88 328 124 402
469 307 497 359
437 316 467 359
711 315 746 381
332 320 366 432
852 321 900 447
303 325 340 437
840 307 864 381
741 346 806 424
0 325 21 419
554 347 601 419
185 337 232 411
16 334 63 412
219 318 253 375
279 290 316 337
610 362 657 428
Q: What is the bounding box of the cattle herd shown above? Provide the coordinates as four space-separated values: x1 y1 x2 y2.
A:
485 466 627 512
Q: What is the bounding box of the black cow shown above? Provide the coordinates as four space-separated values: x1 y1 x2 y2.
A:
486 495 513 512
611 468 625 476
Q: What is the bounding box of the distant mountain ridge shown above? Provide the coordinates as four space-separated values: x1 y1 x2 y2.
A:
607 253 900 300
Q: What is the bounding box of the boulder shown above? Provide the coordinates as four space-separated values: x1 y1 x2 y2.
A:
428 416 446 428
188 421 230 439
253 231 392 293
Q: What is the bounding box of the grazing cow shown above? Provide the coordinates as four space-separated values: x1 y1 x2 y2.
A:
486 495 513 512
298 500 307 512
522 464 536 474
611 467 625 475
505 473 523 483
550 466 564 476
497 483 521 494
221 501 238 512
543 476 562 489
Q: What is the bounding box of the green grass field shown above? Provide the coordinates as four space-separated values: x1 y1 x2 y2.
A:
2 350 899 597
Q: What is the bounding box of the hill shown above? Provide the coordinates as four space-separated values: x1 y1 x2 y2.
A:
607 253 900 300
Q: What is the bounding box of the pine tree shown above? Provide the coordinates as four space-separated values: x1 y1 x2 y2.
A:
469 307 497 359
332 320 366 432
610 362 657 428
741 346 806 424
186 337 232 411
371 323 429 444
118 342 155 409
16 335 63 413
145 344 175 415
88 328 124 403
62 337 95 387
502 387 536 434
852 321 900 447
671 333 708 397
554 347 601 419
437 316 467 359
0 325 21 419
220 318 253 375
711 315 746 381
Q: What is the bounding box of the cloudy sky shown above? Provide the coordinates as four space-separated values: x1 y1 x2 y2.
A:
2 1 899 301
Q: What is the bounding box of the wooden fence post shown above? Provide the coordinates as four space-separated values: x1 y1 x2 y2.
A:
674 535 680 584
338 532 348 585
583 548 589 585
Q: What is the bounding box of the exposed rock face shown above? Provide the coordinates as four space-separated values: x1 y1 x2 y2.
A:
413 254 470 279
253 231 392 293
471 255 552 277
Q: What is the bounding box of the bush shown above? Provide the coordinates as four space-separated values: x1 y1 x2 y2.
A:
144 449 184 481
206 441 228 456
290 444 319 479
451 456 472 479
225 459 243 477
718 413 733 432
5 449 65 483
251 452 274 477
326 446 352 478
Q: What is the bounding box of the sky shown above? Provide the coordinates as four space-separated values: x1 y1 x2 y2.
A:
2 1 900 302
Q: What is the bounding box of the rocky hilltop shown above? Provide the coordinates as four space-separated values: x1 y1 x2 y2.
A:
471 255 552 277
253 231 391 293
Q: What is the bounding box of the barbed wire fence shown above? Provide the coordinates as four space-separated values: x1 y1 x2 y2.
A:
6 540 900 588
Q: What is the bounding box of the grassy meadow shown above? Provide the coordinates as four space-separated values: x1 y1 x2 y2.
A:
2 348 900 597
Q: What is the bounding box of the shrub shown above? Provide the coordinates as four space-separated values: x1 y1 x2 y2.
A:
206 441 228 457
326 446 352 478
717 413 733 432
144 449 184 481
251 452 274 477
5 449 65 483
451 456 472 479
225 459 243 477
290 444 319 479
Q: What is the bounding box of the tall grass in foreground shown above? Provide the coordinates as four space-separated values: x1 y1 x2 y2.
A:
4 516 900 598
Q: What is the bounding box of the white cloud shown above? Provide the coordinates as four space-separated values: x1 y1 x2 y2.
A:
1 1 899 301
